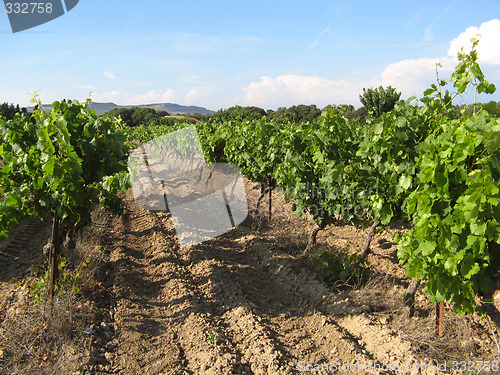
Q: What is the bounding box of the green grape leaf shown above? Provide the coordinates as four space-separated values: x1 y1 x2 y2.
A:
460 254 480 279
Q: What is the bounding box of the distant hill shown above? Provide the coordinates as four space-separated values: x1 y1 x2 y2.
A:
40 102 214 116
134 103 214 116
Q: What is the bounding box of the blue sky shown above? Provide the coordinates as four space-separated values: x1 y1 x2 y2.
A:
1 0 500 110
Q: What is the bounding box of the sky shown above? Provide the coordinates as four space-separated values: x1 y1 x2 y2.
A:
1 0 500 111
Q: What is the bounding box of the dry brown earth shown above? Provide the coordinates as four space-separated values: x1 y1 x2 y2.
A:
0 180 499 374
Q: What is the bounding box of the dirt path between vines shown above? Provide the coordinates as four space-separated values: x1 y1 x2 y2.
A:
106 189 365 374
1 180 499 374
97 183 499 374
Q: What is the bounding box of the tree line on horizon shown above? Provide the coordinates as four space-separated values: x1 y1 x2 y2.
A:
192 85 403 124
2 85 500 126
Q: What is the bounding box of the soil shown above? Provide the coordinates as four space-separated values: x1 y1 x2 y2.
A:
0 180 499 375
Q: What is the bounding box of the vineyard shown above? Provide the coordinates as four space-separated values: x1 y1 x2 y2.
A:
0 41 499 373
189 40 500 317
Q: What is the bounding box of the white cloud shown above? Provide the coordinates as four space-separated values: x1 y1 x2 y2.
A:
241 75 362 108
104 71 116 79
308 26 331 50
379 57 456 97
240 19 500 108
127 89 176 104
184 87 218 105
92 90 123 103
448 19 500 65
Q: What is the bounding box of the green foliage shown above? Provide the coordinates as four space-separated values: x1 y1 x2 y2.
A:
158 116 199 127
354 98 434 224
104 107 135 125
196 121 227 164
211 105 266 122
323 104 358 121
397 38 500 314
0 98 130 237
359 85 401 118
131 107 159 126
23 256 90 302
120 119 201 140
268 104 322 123
206 330 220 346
398 110 500 314
276 109 360 227
223 118 287 187
313 247 367 286
451 38 496 98
104 106 170 127
0 102 28 121
210 104 323 124
123 123 177 143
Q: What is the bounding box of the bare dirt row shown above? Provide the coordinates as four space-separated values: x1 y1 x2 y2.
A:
0 181 498 374
98 184 498 374
105 190 363 374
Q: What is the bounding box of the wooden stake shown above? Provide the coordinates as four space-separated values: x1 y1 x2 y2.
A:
436 302 444 336
267 183 272 226
48 216 60 306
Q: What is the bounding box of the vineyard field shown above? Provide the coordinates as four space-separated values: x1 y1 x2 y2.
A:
0 40 499 373
0 181 498 374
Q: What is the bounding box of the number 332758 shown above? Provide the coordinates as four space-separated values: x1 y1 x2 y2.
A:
5 3 54 14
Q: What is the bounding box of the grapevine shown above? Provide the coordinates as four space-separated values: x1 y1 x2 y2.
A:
398 38 500 314
0 98 130 303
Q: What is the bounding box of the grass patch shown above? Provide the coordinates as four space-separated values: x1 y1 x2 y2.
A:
312 246 369 288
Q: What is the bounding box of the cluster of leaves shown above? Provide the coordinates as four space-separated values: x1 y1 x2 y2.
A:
313 247 367 287
210 105 267 122
275 108 360 227
267 104 322 123
23 256 90 303
211 104 353 125
0 102 28 121
104 107 169 127
397 38 499 314
0 98 130 236
123 123 180 144
222 118 288 189
354 98 434 224
359 85 401 118
200 39 499 315
398 106 500 314
196 121 227 163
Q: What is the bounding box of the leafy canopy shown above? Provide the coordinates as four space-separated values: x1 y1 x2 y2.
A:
0 98 130 237
359 85 401 118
